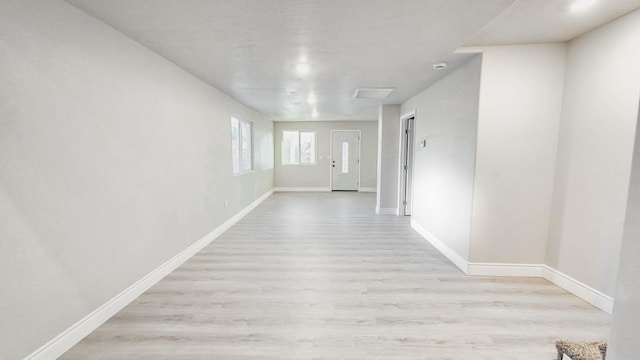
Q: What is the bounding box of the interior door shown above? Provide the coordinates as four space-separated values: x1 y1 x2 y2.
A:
331 130 360 191
401 117 415 215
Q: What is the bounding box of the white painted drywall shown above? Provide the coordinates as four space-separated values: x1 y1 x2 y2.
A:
376 105 401 212
469 43 567 264
608 99 640 359
273 121 377 190
400 56 482 261
0 1 273 359
546 8 640 298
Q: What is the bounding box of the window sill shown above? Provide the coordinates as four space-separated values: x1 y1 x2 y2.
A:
233 170 255 176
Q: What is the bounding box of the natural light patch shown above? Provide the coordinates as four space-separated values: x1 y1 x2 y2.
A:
282 130 316 165
300 132 315 164
231 118 240 174
230 117 253 175
241 121 252 172
282 131 300 165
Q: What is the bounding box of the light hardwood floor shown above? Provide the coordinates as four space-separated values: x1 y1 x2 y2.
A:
62 192 610 359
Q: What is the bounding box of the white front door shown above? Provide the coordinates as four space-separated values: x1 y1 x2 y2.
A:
331 130 360 191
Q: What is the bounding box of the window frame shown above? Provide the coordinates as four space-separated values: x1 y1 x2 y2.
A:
281 130 317 166
230 116 254 175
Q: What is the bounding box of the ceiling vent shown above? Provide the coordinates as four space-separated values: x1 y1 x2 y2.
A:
353 88 395 99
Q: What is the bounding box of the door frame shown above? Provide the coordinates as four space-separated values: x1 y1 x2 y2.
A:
329 129 362 191
397 110 416 216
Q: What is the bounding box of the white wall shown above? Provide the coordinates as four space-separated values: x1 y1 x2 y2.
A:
409 9 640 312
469 44 567 264
608 100 640 359
376 105 401 212
401 56 482 262
273 121 377 190
546 8 640 298
0 1 273 359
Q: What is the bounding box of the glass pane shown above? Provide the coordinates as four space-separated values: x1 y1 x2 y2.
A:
282 131 299 165
300 132 315 164
342 142 349 173
241 120 252 172
230 117 240 174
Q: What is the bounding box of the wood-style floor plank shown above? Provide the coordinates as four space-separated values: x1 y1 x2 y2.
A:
62 192 610 359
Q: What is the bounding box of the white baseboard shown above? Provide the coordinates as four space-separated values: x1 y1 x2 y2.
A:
464 262 614 314
376 207 398 215
358 187 376 193
411 219 468 274
542 265 614 314
273 187 331 192
24 189 274 360
274 187 374 193
467 263 544 277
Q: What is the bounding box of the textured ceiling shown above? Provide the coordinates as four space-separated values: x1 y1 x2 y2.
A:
65 0 640 121
468 0 640 45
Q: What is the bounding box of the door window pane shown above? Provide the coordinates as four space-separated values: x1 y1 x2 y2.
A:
342 142 349 173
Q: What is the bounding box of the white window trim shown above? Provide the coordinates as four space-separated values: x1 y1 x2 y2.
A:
231 116 254 175
281 130 317 166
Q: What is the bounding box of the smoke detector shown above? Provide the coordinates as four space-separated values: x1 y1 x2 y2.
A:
433 62 447 70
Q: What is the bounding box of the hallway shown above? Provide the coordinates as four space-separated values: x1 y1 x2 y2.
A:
62 192 610 359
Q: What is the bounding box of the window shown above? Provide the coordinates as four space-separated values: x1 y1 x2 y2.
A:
282 130 316 165
231 116 253 175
